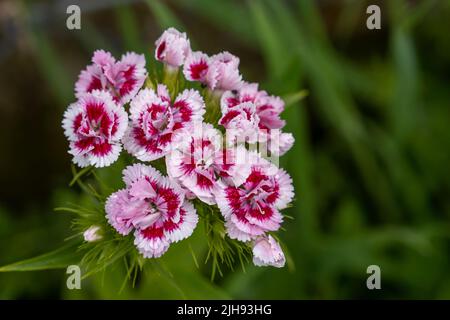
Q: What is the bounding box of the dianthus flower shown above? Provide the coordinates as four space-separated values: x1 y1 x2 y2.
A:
252 235 286 268
123 85 205 161
155 28 191 68
62 90 128 167
105 164 198 258
215 154 294 241
75 50 146 105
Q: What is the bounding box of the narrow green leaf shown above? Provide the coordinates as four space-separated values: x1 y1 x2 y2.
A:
248 0 288 78
115 6 142 52
145 0 184 30
283 90 309 108
0 239 83 272
69 165 92 187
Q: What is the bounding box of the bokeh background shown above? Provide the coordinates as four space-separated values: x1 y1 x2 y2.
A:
1 0 449 299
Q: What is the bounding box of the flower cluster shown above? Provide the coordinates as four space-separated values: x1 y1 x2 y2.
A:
62 27 295 268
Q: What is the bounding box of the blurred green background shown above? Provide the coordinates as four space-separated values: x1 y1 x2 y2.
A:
0 0 449 299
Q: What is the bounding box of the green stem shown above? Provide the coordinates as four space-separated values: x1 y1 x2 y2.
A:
163 65 179 99
204 89 222 124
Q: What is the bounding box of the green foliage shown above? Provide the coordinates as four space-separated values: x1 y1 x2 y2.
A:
2 0 449 299
0 238 83 272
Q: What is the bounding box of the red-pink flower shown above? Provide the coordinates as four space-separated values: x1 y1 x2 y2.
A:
215 154 294 241
62 90 128 168
123 85 205 161
166 123 251 205
252 235 286 268
105 164 198 258
75 50 146 105
183 51 243 91
155 28 191 68
183 51 210 83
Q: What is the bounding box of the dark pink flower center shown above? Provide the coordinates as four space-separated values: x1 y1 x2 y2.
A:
189 60 208 80
156 41 166 60
225 169 280 221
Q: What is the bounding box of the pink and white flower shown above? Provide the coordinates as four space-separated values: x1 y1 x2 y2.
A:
166 123 251 205
219 102 260 144
83 225 102 242
206 52 243 91
105 164 198 258
259 129 295 157
215 154 294 241
183 51 210 83
123 85 205 161
252 235 286 268
155 28 191 68
221 82 285 129
75 50 146 105
62 90 128 168
221 82 294 155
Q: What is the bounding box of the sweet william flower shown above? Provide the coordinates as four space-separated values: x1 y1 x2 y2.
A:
166 123 251 205
83 225 102 242
155 28 191 68
183 51 210 83
222 82 285 129
123 84 205 161
206 52 243 91
60 29 297 268
221 82 294 156
215 154 294 241
252 235 286 268
219 101 260 144
62 90 128 168
105 164 198 258
75 50 146 106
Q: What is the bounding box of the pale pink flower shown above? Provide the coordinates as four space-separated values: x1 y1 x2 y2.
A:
252 235 286 268
256 95 286 130
83 225 102 242
155 28 191 68
123 85 205 161
104 189 135 235
166 123 251 205
62 90 128 168
221 82 285 129
215 154 294 241
219 102 260 144
105 163 198 258
134 200 198 258
259 129 295 157
75 50 146 105
206 52 243 91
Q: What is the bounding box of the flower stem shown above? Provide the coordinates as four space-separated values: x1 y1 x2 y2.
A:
163 65 179 100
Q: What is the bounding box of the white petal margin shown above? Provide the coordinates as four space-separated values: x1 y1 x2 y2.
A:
174 88 206 123
165 200 199 243
134 230 171 258
274 168 294 210
121 163 186 201
118 52 147 104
